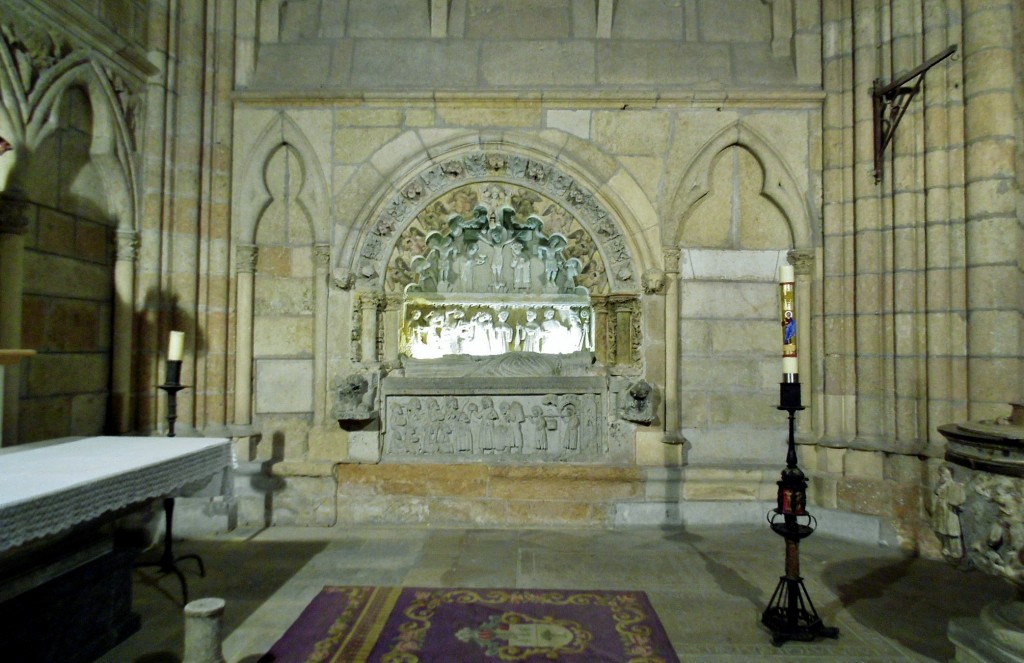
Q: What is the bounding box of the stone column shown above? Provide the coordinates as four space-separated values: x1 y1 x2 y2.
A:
0 191 28 444
233 244 257 426
962 0 1022 417
359 292 380 364
313 244 329 425
611 296 634 369
852 1 887 441
383 294 402 364
663 247 681 439
592 296 610 364
111 231 139 433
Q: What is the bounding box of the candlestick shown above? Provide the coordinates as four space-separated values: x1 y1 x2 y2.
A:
168 330 185 361
140 363 203 605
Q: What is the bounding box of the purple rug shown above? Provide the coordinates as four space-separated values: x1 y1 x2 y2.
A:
259 586 680 662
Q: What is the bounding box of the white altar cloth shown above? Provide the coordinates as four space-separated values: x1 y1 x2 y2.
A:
0 436 233 552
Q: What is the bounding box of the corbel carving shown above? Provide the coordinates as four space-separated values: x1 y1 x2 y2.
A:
115 230 139 262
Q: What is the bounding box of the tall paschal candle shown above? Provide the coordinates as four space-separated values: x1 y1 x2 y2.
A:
779 266 797 381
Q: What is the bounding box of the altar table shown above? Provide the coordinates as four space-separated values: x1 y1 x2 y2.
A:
0 435 233 551
0 436 233 662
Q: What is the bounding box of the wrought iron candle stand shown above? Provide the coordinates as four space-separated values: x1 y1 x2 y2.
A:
135 359 206 605
761 381 839 645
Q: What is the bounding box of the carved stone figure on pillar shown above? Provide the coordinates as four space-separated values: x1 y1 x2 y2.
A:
333 372 378 421
932 464 966 559
618 380 655 424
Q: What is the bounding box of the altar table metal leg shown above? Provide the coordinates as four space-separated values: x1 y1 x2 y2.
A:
135 497 205 605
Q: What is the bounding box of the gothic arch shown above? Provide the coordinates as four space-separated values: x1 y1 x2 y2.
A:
234 112 329 245
337 133 652 296
0 44 139 233
666 122 813 249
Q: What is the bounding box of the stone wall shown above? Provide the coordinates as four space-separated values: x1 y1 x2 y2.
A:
2 1 1021 555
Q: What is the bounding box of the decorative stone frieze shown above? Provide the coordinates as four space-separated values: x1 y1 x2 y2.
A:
379 375 624 462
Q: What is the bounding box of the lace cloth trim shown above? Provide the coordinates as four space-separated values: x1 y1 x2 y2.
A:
0 437 233 551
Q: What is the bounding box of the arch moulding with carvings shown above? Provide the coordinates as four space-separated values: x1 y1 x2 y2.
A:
336 132 658 297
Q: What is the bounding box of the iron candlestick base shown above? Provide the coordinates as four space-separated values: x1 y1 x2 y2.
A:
761 381 839 646
135 360 205 605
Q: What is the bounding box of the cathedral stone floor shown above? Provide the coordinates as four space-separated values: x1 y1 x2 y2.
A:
97 524 1012 662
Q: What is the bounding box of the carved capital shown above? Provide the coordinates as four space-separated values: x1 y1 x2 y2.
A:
787 249 815 276
662 246 681 272
115 230 139 262
358 291 382 310
384 293 403 310
236 244 258 273
313 243 331 269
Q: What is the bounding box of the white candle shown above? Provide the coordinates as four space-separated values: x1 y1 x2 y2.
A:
168 330 185 361
778 264 794 283
783 356 798 375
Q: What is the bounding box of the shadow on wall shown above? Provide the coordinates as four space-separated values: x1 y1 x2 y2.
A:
134 288 204 436
252 432 287 528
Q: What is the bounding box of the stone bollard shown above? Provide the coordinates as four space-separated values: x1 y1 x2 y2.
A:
183 597 226 663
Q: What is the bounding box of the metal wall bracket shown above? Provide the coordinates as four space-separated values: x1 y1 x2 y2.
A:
872 44 957 183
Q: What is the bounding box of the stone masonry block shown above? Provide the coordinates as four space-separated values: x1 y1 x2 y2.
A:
466 1 572 39
334 127 403 164
635 430 684 467
352 40 478 88
597 42 730 86
481 42 593 87
844 449 885 480
546 110 590 139
592 111 671 155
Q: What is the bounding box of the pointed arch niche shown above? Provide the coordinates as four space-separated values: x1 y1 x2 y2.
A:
233 114 330 440
337 146 657 465
664 122 817 463
0 26 143 442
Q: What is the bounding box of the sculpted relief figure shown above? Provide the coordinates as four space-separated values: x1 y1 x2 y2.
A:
932 465 965 560
402 304 594 358
405 205 579 297
383 393 604 459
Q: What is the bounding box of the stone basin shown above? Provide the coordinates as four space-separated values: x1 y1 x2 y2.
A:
936 404 1024 662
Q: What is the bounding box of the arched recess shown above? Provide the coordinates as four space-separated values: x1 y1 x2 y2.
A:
233 112 329 245
338 134 654 296
663 121 816 452
335 134 658 371
666 122 813 249
233 113 330 427
0 30 142 438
